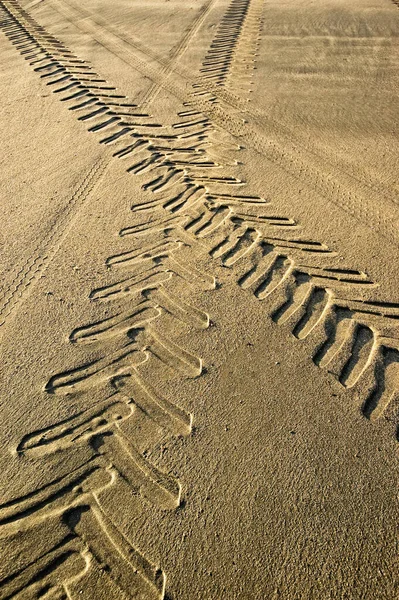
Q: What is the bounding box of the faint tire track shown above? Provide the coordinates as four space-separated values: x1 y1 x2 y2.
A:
0 156 109 327
139 0 219 106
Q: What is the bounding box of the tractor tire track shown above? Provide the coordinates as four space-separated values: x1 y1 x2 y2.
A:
47 0 218 108
195 0 264 99
0 0 394 440
35 0 399 240
2 1 399 598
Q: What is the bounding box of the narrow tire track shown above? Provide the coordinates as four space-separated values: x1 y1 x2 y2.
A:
0 156 109 328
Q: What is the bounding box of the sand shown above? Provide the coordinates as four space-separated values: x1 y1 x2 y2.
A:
1 0 399 598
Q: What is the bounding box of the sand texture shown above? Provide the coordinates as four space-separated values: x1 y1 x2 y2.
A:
1 0 399 598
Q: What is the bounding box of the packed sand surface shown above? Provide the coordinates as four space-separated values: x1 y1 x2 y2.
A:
1 0 399 598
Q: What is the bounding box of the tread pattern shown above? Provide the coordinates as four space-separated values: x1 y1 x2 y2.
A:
27 0 399 241
26 0 399 240
195 0 263 99
0 2 397 425
1 0 399 598
0 157 109 328
1 463 166 599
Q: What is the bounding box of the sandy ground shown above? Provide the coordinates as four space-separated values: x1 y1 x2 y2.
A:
1 0 399 598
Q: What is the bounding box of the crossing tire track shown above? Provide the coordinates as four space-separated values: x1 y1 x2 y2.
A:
2 1 399 598
31 0 399 235
2 0 399 447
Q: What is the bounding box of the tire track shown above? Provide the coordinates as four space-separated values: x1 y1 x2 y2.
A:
47 0 218 108
195 0 264 99
2 1 399 598
0 156 109 329
139 0 219 107
2 0 397 437
35 0 399 239
0 7 210 599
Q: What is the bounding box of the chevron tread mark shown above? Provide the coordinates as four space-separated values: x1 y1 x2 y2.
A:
2 1 399 598
2 0 399 431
